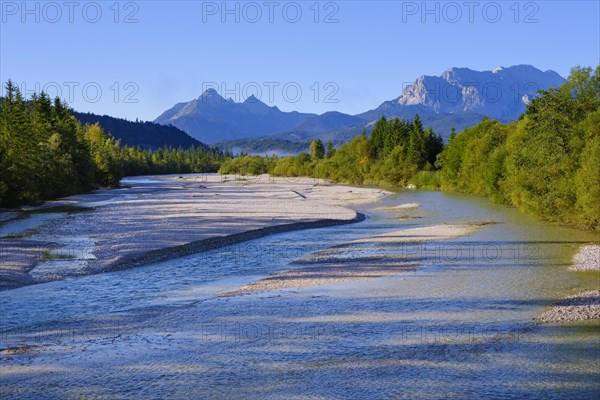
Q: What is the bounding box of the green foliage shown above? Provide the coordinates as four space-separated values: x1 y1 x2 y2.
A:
379 145 416 186
369 114 443 173
309 139 325 160
574 110 600 230
438 66 600 231
121 144 224 177
410 171 441 190
218 155 272 176
326 140 336 158
505 67 598 225
326 134 372 184
437 118 513 199
0 81 225 208
84 123 123 187
271 153 314 178
0 82 95 205
220 114 446 189
363 114 444 186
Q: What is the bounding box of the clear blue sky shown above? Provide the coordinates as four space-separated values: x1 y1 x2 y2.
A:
1 1 598 121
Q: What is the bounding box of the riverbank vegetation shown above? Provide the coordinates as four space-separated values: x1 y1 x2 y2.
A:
219 66 599 231
219 114 445 187
437 66 599 230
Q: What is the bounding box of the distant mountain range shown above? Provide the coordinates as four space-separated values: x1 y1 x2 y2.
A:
153 65 565 154
73 112 205 150
154 89 313 143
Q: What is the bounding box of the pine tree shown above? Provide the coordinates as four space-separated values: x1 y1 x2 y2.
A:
369 116 387 159
309 139 325 160
0 81 38 204
326 140 336 158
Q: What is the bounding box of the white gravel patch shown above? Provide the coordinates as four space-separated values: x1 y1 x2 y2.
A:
570 245 600 271
223 222 484 295
32 235 97 260
1 174 389 289
0 213 66 238
376 203 420 211
29 260 89 281
27 235 97 281
80 194 138 208
536 290 600 323
121 177 164 184
353 224 481 244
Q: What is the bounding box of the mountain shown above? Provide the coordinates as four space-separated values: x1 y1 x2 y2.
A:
289 111 364 133
358 65 565 129
74 112 206 149
154 89 315 143
216 112 367 155
156 65 565 154
218 138 311 157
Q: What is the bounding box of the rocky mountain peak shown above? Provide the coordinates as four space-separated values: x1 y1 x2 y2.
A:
395 65 564 120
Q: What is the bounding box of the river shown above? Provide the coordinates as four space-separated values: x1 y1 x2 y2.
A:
1 189 598 399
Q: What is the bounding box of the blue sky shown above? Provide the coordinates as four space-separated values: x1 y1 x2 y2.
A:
1 1 598 121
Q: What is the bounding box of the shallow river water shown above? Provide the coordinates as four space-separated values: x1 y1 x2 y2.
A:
1 189 599 399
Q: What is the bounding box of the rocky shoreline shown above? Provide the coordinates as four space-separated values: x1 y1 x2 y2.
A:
536 244 599 324
536 290 600 323
570 244 600 271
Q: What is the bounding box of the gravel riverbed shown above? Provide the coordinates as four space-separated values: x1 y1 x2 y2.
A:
0 174 389 290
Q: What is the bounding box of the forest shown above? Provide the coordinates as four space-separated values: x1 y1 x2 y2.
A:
218 114 444 186
437 66 599 231
219 66 599 231
73 111 203 150
0 81 225 207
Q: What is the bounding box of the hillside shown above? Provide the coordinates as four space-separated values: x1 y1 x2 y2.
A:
74 112 205 149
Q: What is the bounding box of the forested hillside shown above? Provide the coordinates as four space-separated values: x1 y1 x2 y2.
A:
0 82 225 207
73 112 203 150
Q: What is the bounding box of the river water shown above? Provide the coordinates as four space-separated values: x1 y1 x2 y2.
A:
1 190 599 399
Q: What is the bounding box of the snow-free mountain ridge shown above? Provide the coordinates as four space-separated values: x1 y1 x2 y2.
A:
154 65 565 152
